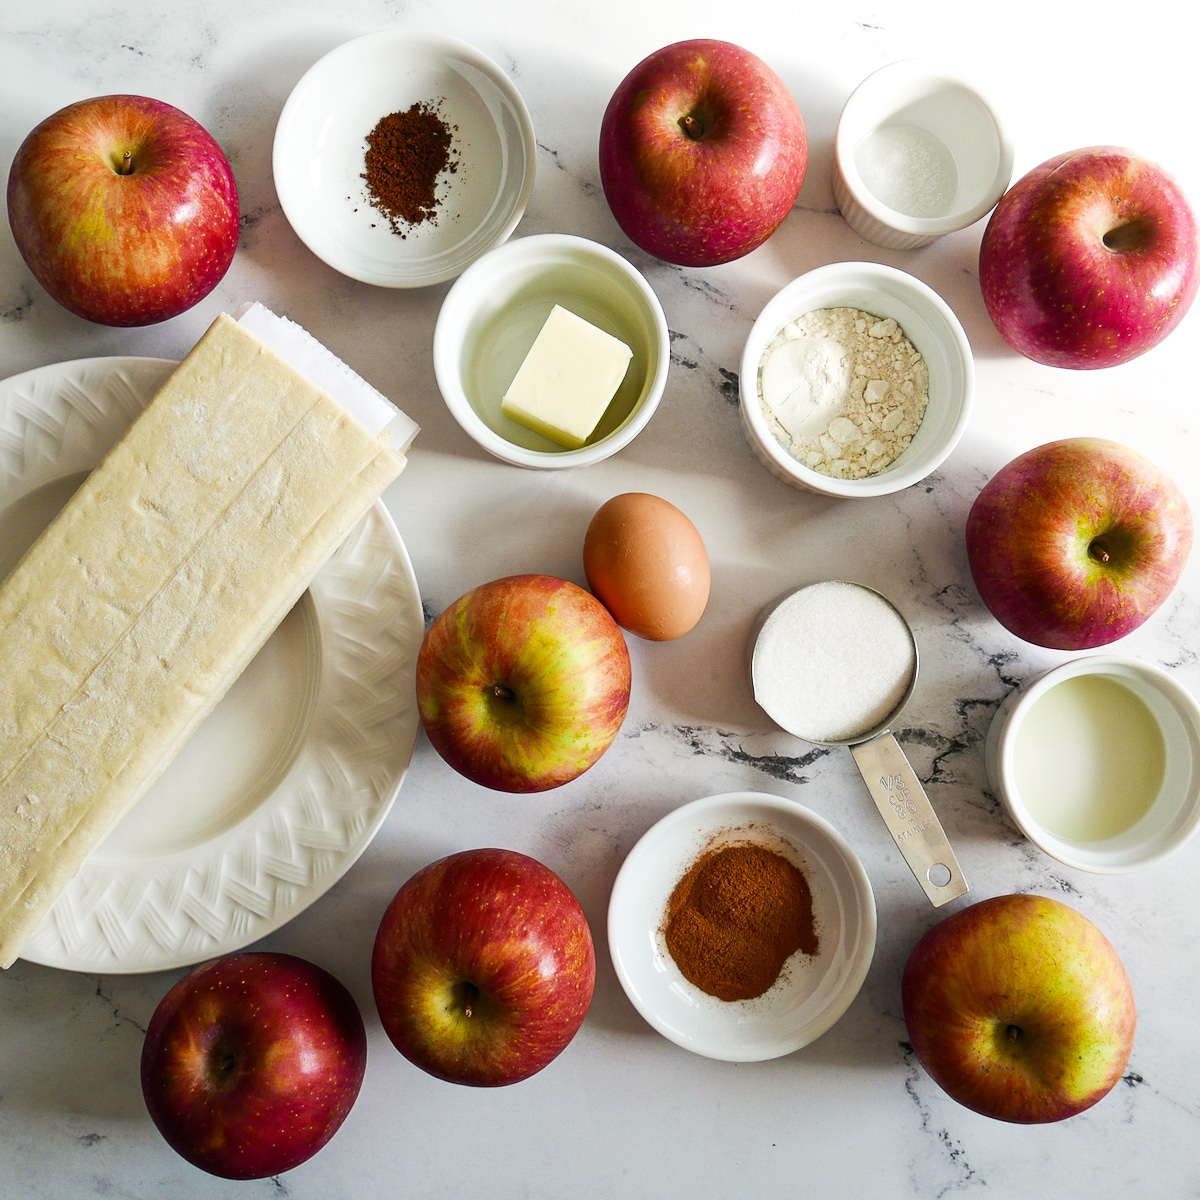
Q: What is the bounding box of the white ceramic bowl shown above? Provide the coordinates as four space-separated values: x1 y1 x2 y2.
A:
433 233 670 468
739 261 973 497
985 655 1200 872
833 59 1013 250
273 31 536 287
607 791 876 1062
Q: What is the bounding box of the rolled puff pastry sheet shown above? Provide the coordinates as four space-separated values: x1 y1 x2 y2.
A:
0 307 417 967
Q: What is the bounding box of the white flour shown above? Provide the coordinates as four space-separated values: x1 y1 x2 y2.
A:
757 306 929 479
752 581 916 743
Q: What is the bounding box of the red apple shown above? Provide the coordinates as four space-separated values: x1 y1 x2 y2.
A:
416 573 631 792
7 94 239 326
371 848 596 1086
966 438 1191 650
598 39 807 267
902 893 1136 1124
140 952 366 1180
979 146 1198 368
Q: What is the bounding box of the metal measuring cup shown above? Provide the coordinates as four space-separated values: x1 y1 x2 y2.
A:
750 580 968 907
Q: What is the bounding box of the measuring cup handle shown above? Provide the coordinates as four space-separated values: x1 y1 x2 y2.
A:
850 732 969 907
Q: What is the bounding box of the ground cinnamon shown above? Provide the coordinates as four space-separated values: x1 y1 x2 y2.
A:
662 840 818 1002
361 100 458 236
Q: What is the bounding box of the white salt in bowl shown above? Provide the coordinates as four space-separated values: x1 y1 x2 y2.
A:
833 59 1014 250
433 233 670 468
738 261 973 498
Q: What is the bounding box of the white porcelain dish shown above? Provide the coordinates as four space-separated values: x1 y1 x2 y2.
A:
608 791 876 1062
985 655 1200 873
833 59 1013 250
273 30 536 288
739 261 973 498
1 357 424 973
433 233 670 468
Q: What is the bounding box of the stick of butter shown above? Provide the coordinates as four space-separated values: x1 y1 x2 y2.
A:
0 305 417 968
500 304 633 449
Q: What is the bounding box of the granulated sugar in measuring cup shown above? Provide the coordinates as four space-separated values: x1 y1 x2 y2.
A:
750 580 968 906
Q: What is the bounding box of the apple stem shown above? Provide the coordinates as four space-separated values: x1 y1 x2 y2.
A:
1088 538 1112 565
118 151 134 176
679 113 706 141
491 684 514 702
1006 1024 1021 1043
206 1047 239 1088
453 980 480 1019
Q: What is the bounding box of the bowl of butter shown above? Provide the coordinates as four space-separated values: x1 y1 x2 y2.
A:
739 261 974 497
433 233 670 468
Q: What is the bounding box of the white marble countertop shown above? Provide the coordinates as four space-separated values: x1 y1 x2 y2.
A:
3 0 1199 1196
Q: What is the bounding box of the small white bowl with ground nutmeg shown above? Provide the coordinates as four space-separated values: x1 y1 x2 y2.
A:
273 31 536 288
739 262 973 497
607 791 876 1062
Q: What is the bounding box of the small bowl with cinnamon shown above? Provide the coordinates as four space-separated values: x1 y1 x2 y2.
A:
607 791 876 1062
273 30 536 288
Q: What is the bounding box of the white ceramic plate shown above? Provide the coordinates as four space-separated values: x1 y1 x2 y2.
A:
608 792 876 1061
273 30 536 288
1 357 424 974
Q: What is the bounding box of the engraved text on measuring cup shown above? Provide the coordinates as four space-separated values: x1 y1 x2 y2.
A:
880 773 918 823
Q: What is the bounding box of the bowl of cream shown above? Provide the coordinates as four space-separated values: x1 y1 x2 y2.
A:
985 655 1200 872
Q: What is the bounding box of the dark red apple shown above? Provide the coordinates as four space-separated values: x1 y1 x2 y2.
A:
903 894 1136 1123
7 94 239 326
372 848 596 1086
416 574 631 792
140 952 366 1179
965 437 1192 650
979 146 1198 368
598 39 807 267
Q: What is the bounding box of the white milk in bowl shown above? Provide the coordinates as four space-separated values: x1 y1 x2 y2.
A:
1012 674 1165 843
986 655 1200 872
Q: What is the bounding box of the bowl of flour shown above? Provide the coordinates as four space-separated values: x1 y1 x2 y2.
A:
739 261 973 497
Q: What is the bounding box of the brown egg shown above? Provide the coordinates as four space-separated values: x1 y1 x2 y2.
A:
583 493 710 640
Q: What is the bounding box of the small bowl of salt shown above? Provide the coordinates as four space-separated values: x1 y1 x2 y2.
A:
739 261 973 498
832 59 1013 250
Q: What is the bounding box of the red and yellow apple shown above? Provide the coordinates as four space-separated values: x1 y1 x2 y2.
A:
979 146 1198 368
371 848 596 1086
965 438 1192 650
7 94 239 326
598 39 807 267
140 952 366 1179
902 893 1136 1124
416 573 631 792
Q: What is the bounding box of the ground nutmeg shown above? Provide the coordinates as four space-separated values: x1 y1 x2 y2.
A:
361 99 459 235
662 840 818 1002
